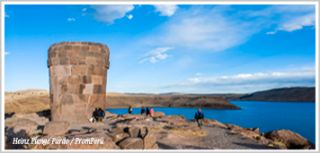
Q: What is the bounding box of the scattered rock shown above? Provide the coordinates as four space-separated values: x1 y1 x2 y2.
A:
244 127 260 134
109 131 129 143
4 110 313 150
5 127 30 149
264 129 313 149
118 137 144 149
153 112 165 118
14 113 49 125
43 121 70 136
123 126 141 138
6 118 39 136
203 119 227 129
143 131 158 149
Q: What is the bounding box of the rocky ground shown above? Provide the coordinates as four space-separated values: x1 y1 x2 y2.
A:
5 110 314 150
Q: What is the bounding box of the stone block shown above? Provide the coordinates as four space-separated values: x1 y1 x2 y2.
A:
71 66 87 75
91 75 103 84
143 132 158 149
43 121 70 136
118 138 144 149
93 85 103 93
83 84 94 94
82 76 92 84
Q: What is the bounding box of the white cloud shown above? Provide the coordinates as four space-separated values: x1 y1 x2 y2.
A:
67 17 76 22
153 5 178 16
252 5 315 34
277 13 314 32
127 14 134 20
5 51 10 55
144 7 255 51
142 5 315 51
93 5 134 24
164 68 315 93
140 47 173 63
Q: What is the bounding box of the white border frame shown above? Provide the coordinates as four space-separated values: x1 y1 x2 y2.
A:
1 1 319 152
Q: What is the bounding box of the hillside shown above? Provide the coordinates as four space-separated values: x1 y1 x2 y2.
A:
237 87 315 102
5 90 239 114
105 94 238 109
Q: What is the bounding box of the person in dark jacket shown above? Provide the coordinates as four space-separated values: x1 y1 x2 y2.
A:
97 108 105 122
141 106 146 115
92 108 99 122
194 108 204 128
128 105 133 114
146 107 150 116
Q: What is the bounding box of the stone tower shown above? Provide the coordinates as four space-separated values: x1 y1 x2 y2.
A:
48 42 109 123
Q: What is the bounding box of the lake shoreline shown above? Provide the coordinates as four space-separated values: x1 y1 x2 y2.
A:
108 100 316 144
5 110 315 150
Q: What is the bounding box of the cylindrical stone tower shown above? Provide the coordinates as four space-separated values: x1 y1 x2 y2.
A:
48 42 110 123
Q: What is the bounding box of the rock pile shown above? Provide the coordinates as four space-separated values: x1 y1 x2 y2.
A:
5 111 314 150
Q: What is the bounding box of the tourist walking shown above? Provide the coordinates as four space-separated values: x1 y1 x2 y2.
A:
128 105 133 114
150 107 155 117
194 108 204 128
90 108 98 123
97 108 105 122
146 107 150 116
141 106 146 115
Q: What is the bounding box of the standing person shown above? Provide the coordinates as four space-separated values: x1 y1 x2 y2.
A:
141 106 146 115
150 107 155 117
128 105 133 114
146 107 150 116
90 108 98 123
97 108 105 122
194 108 204 128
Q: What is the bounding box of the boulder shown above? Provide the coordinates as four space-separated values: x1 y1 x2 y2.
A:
109 132 129 143
118 137 144 149
122 126 140 138
264 129 313 149
43 121 70 136
249 128 260 134
7 118 39 136
13 113 49 125
5 126 30 149
143 132 158 149
153 112 165 118
203 119 227 129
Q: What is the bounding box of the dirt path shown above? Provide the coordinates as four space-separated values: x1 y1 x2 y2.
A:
157 125 270 149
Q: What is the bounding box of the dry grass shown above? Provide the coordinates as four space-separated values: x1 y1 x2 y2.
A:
5 95 49 114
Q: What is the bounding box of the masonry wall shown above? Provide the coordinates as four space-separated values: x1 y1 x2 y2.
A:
48 42 110 123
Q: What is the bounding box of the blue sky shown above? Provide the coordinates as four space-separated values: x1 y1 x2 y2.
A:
4 4 316 93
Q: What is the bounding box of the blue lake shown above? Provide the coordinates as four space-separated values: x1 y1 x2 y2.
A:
107 100 316 143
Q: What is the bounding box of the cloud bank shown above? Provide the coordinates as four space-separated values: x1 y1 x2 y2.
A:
163 68 315 93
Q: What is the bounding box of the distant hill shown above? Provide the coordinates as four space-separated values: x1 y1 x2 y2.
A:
236 87 315 102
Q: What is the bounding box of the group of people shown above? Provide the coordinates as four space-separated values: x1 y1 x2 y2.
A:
141 106 154 117
90 106 205 128
90 107 105 123
128 106 154 117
